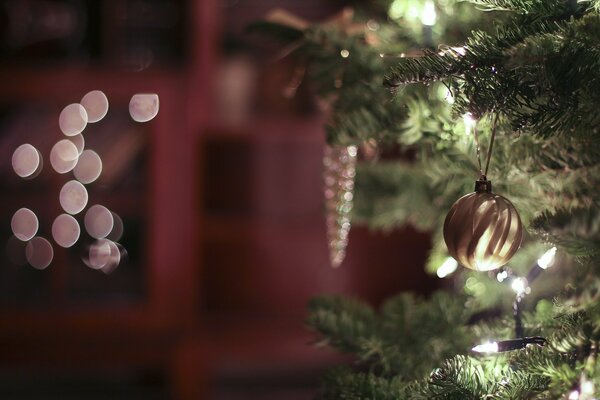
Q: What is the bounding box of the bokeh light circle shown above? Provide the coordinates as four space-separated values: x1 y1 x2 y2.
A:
68 134 85 155
85 239 111 269
25 237 53 270
50 139 79 174
59 180 88 214
84 205 114 239
11 208 39 241
52 214 80 248
107 212 124 242
129 93 159 122
59 103 88 136
80 90 109 123
102 240 122 274
12 144 40 178
73 150 102 184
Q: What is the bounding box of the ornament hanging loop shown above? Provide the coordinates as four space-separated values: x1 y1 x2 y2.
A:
472 113 499 182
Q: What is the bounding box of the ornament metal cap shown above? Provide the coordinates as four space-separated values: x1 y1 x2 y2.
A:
474 176 492 193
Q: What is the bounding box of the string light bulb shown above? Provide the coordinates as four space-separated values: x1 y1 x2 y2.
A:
472 337 546 354
511 277 530 296
472 342 498 353
421 0 437 26
537 246 557 269
436 257 458 278
496 269 509 282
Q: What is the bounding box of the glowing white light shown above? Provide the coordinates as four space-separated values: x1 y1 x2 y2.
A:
436 257 458 278
73 149 102 184
84 204 114 239
80 90 109 123
537 246 557 270
452 46 466 56
11 208 39 241
569 390 580 400
511 277 529 296
25 236 53 270
59 180 88 215
59 103 88 136
463 113 476 136
51 214 80 248
581 380 595 396
421 0 437 26
68 134 85 155
129 94 159 122
496 270 509 282
340 49 350 58
12 144 41 178
472 342 499 353
50 139 79 174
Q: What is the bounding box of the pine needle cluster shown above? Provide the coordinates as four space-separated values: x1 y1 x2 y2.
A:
252 0 600 397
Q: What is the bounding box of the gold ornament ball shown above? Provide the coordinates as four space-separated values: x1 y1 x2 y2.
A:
443 180 523 271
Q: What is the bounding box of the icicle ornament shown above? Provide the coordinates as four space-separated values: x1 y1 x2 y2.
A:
323 144 357 267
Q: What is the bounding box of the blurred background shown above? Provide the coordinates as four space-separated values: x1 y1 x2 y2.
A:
0 0 438 398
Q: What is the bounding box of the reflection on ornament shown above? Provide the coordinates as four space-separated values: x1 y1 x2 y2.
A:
443 178 522 271
324 144 357 267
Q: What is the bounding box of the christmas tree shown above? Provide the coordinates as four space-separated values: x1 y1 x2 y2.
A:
252 0 600 398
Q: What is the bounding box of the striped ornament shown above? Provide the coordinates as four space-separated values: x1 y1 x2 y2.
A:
443 191 523 271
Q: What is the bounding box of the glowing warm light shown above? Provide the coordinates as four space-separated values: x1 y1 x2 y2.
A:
50 139 79 174
73 149 102 184
463 113 476 135
51 214 80 248
12 144 41 178
537 246 557 269
129 94 159 122
107 212 124 241
511 277 530 296
436 257 458 278
85 239 112 269
68 134 85 155
11 208 39 241
472 342 499 353
496 270 509 282
6 236 27 266
25 236 53 270
340 49 350 58
80 90 109 123
421 0 437 26
59 180 88 215
84 204 114 239
59 103 88 136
